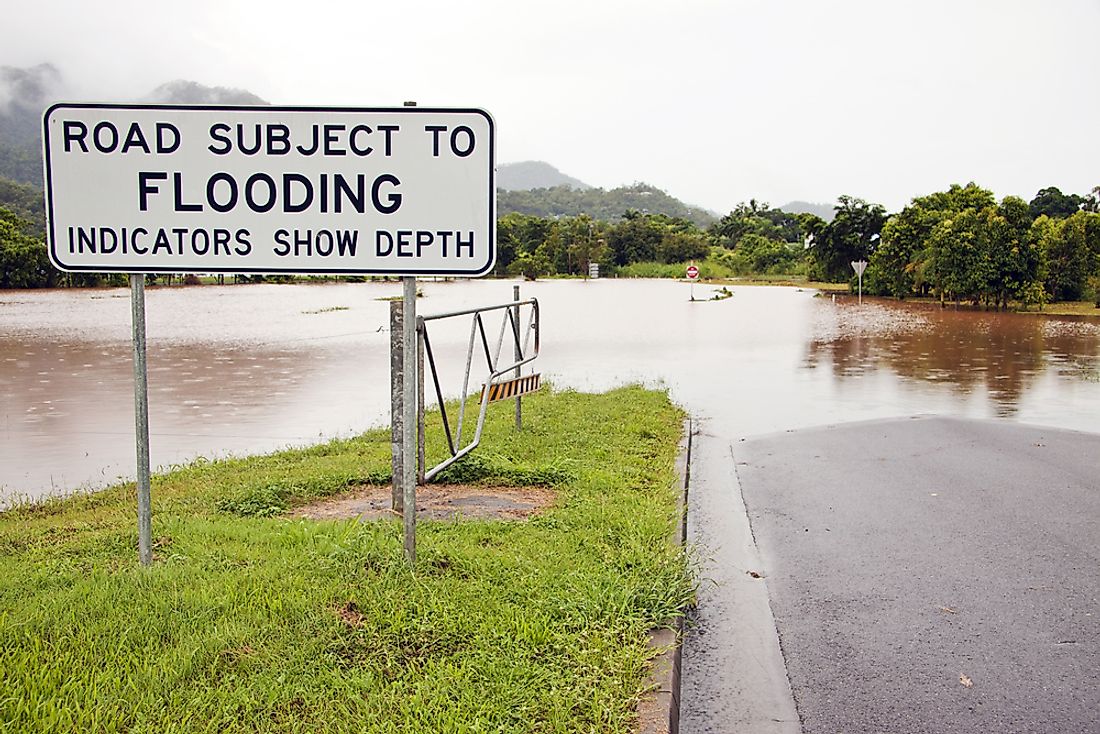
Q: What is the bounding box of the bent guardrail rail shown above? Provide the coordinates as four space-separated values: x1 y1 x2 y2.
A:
418 297 540 481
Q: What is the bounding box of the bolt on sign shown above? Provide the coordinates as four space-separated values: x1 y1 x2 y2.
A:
43 104 495 276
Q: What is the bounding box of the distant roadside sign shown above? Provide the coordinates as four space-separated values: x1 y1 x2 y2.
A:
42 104 495 276
851 259 868 305
686 264 700 280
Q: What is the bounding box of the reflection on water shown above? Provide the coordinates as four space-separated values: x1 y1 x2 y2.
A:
2 281 1099 502
803 300 1100 417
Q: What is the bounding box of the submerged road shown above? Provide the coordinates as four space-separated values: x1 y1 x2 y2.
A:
680 416 1100 733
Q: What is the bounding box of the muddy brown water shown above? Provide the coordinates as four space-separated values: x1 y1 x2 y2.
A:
2 280 1099 503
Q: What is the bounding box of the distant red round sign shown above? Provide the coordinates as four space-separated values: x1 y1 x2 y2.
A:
686 265 700 280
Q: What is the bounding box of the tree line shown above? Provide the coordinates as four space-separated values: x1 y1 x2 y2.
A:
3 177 1099 307
809 184 1100 308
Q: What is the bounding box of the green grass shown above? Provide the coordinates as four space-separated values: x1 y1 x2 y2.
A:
0 386 691 733
614 253 740 280
1017 300 1100 317
716 275 849 291
861 294 1100 317
612 255 835 289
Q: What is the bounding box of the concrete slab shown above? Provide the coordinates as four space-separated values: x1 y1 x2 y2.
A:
679 424 800 733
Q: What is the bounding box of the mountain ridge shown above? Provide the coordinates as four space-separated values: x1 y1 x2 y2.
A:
498 182 717 227
497 161 589 191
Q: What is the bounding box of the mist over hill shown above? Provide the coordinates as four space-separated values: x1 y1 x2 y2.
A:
141 80 268 106
0 64 62 186
778 200 835 222
497 161 590 191
0 65 269 189
4 64 724 229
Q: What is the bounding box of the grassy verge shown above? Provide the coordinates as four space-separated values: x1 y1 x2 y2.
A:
848 294 1100 318
613 253 739 280
1017 300 1100 317
610 259 844 292
0 386 691 733
714 275 849 291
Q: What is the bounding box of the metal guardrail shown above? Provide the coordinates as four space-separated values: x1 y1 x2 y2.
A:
417 297 540 481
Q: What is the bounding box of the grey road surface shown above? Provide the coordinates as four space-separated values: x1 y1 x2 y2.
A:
727 416 1100 733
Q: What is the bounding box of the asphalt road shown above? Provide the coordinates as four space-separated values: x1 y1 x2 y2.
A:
719 416 1100 733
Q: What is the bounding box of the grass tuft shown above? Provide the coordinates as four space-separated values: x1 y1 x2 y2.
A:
431 452 577 487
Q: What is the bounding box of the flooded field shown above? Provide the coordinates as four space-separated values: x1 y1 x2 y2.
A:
3 279 1099 502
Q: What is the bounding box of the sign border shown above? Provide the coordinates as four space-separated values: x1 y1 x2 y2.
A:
42 103 496 277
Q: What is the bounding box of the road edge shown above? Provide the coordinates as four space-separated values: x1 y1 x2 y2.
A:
637 416 692 734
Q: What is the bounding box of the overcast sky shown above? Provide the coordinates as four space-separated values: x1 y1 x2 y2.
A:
6 0 1099 213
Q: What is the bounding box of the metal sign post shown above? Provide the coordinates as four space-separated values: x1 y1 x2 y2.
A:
686 263 699 301
512 284 522 431
851 260 868 305
389 300 405 513
129 274 152 566
401 276 417 563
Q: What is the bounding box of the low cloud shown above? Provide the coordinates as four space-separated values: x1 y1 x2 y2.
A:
143 80 268 106
0 63 61 114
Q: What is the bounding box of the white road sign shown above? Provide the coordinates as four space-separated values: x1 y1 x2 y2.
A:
43 104 495 276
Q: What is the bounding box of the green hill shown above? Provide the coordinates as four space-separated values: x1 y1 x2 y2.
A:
499 182 717 228
0 176 45 234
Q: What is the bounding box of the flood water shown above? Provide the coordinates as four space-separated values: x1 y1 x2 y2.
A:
3 279 1100 502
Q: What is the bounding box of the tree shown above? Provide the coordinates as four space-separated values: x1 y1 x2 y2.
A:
1038 212 1092 301
982 196 1041 309
1082 186 1100 213
507 251 553 280
1029 186 1083 219
655 230 709 264
874 206 937 298
807 195 886 282
710 200 768 248
607 212 665 265
926 210 988 304
0 208 56 288
737 233 795 272
495 213 552 276
0 176 46 235
870 184 997 299
710 200 805 250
